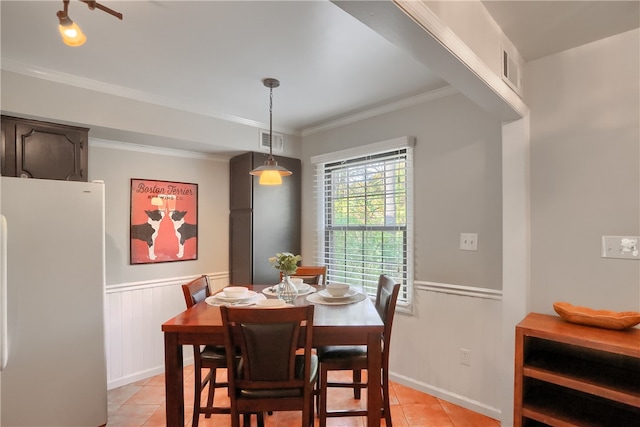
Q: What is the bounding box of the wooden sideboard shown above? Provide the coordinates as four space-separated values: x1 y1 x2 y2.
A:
514 313 640 426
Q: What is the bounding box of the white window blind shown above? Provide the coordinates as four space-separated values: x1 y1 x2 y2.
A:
312 137 414 305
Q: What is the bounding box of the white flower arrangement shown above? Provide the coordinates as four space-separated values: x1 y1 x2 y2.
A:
268 252 302 275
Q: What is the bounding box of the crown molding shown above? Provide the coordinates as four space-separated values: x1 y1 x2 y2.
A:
393 0 528 119
3 59 462 140
1 59 285 133
302 86 459 136
89 138 228 161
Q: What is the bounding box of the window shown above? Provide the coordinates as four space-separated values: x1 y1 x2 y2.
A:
312 137 414 306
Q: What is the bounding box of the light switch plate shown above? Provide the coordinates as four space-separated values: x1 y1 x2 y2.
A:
601 236 639 260
460 233 478 251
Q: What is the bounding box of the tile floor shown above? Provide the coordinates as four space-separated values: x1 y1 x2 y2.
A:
107 366 500 426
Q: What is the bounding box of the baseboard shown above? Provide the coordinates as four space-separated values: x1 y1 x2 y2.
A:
388 371 501 420
107 355 195 390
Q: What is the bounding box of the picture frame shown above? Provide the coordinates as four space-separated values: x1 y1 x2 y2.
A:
130 178 198 264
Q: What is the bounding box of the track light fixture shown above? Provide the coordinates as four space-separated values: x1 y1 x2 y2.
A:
249 78 293 186
57 0 123 47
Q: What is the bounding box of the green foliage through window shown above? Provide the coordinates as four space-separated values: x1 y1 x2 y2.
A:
320 149 412 302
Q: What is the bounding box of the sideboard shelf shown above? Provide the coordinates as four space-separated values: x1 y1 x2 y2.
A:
514 313 640 427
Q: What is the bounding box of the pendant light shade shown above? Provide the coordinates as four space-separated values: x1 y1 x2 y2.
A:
249 78 292 186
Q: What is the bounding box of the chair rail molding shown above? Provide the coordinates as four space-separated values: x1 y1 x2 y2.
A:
415 280 503 300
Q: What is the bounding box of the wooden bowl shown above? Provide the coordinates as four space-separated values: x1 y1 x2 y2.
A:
553 302 640 330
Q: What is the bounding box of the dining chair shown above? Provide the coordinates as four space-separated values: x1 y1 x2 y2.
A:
280 265 327 285
316 274 400 427
221 305 318 427
181 275 230 427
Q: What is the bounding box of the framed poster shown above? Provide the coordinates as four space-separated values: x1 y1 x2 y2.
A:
130 179 198 264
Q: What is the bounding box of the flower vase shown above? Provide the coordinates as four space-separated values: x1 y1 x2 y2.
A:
277 274 298 304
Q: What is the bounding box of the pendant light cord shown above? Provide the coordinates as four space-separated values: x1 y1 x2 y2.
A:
268 84 274 159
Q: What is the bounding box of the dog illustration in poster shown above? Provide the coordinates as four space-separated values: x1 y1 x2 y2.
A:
130 208 165 260
130 179 198 264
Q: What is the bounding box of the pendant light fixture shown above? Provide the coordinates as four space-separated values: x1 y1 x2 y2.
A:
249 78 292 186
57 0 123 47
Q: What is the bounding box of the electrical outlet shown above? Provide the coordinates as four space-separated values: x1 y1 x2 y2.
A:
460 348 471 366
460 233 478 251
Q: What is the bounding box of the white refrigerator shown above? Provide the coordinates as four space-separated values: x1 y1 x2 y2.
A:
0 177 107 426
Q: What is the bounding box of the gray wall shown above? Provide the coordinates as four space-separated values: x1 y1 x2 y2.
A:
302 92 503 290
527 29 640 314
89 144 229 285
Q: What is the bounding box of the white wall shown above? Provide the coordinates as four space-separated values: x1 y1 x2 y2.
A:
527 29 640 314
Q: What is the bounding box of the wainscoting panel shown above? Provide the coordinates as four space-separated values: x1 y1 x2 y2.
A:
105 273 229 389
389 281 503 419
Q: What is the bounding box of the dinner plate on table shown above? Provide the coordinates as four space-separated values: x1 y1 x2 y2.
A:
306 291 366 306
205 291 260 306
213 290 257 302
318 288 358 301
262 285 316 297
255 299 294 308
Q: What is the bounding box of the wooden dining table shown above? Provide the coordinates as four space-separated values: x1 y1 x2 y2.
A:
162 284 385 427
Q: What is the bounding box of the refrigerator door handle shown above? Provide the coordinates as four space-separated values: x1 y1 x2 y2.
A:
1 214 7 370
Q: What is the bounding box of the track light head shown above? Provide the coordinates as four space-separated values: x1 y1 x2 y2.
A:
57 2 86 46
56 0 122 47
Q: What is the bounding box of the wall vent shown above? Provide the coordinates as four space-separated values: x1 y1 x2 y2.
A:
259 129 284 153
502 48 522 95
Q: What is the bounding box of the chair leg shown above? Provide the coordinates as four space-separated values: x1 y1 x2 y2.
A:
319 365 328 427
257 412 265 427
382 369 392 427
230 411 241 427
204 368 216 418
308 393 315 427
352 369 362 399
192 364 203 427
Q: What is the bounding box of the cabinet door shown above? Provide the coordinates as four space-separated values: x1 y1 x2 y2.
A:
2 116 88 181
230 210 253 284
252 153 301 284
230 152 253 211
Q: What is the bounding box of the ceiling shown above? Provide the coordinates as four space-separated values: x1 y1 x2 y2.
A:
1 1 638 138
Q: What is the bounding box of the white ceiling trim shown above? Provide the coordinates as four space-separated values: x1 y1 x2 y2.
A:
1 59 273 133
301 86 459 137
3 57 460 140
89 138 228 162
393 0 529 120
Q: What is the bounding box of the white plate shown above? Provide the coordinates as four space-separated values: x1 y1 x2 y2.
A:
211 290 257 302
318 288 358 301
306 292 366 306
255 299 288 308
262 285 316 297
205 294 265 307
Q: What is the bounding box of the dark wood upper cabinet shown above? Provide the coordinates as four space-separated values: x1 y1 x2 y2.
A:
1 115 89 181
229 152 302 285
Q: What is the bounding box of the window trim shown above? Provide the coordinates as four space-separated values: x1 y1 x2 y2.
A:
312 136 414 309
